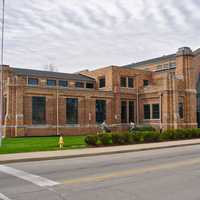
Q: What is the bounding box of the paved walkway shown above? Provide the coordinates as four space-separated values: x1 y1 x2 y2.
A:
1 139 200 164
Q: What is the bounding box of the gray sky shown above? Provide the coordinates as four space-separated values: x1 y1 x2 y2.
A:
1 0 200 73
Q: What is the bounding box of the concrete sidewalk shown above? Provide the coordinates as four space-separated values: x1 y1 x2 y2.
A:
1 139 200 164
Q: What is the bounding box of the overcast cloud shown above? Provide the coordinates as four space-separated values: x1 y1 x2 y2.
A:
1 0 200 72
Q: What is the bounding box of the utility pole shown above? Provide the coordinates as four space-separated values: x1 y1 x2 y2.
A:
0 0 5 147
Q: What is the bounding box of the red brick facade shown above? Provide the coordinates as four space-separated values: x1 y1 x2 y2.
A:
1 47 200 137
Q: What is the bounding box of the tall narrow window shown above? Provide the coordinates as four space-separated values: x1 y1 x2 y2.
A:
152 104 160 119
96 100 106 123
3 97 7 124
47 79 56 86
129 101 135 122
86 82 94 89
28 78 38 85
59 80 68 87
66 98 78 124
143 80 149 87
121 101 127 123
32 96 46 124
75 82 85 88
178 102 184 119
128 78 134 88
99 77 106 88
144 104 150 119
120 77 127 87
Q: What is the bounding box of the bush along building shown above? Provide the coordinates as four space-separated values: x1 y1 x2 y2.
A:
0 47 200 137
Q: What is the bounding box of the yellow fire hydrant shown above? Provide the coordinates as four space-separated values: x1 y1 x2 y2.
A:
58 135 64 149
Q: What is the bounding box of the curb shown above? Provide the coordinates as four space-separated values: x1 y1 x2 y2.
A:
1 141 200 164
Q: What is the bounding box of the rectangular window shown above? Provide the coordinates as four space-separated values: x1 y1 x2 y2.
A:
152 104 160 119
96 100 106 123
169 62 176 68
28 78 38 85
129 101 135 122
59 80 68 87
121 101 127 123
163 63 169 69
144 104 150 119
86 82 94 89
178 102 184 119
99 77 106 88
156 65 162 71
120 77 127 87
66 98 78 124
32 96 46 124
128 78 134 88
143 80 149 87
75 82 85 88
3 97 7 124
47 79 56 86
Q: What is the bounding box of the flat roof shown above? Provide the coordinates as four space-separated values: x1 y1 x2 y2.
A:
123 54 176 68
12 67 95 82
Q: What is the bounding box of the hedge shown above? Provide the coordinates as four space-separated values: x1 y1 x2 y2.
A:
85 128 200 146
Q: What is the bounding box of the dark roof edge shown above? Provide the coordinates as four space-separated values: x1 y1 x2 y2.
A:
122 54 176 68
11 67 95 81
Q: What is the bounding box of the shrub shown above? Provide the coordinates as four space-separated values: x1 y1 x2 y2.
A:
111 132 134 144
111 133 125 144
187 128 200 139
98 133 111 145
142 131 160 143
160 129 175 141
131 125 156 133
123 132 134 144
85 135 98 146
132 132 143 143
173 129 186 140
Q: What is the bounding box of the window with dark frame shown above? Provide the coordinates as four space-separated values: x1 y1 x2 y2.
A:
120 77 127 87
47 79 56 86
121 101 127 123
3 97 7 124
143 80 149 87
178 102 184 119
152 104 160 119
86 82 94 89
129 101 135 122
99 77 106 88
32 96 46 124
128 78 134 88
121 101 135 123
28 78 38 85
59 80 68 87
144 104 151 119
96 100 106 123
75 82 85 88
66 98 78 124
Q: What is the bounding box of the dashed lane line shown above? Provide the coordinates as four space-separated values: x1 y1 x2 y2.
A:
0 165 60 187
63 157 200 185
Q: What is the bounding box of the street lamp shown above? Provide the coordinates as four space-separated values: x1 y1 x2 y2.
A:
0 0 5 146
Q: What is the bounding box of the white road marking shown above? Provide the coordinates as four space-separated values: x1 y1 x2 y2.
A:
0 165 59 187
0 193 12 200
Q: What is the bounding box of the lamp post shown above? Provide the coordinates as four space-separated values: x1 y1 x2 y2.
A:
0 0 5 147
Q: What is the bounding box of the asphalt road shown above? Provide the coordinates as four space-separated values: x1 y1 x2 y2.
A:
1 145 200 200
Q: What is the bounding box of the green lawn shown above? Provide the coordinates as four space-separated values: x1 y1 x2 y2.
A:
0 136 86 154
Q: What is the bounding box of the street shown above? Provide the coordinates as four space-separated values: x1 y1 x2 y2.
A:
1 145 200 200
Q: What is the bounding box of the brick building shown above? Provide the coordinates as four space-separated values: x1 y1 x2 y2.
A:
1 47 200 137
